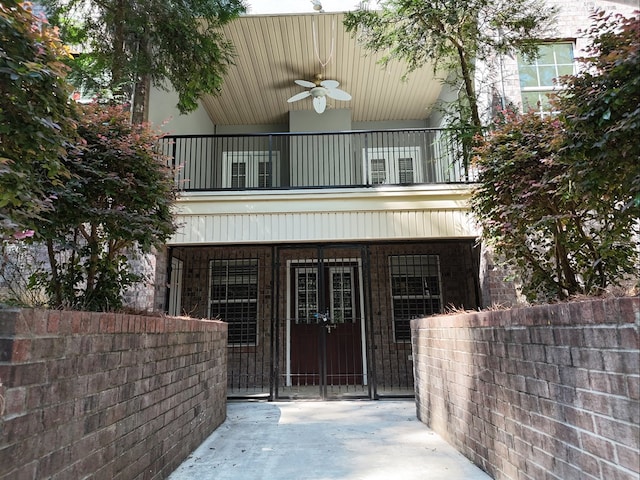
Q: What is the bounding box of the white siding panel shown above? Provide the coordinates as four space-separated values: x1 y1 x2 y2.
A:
171 208 478 245
170 187 480 244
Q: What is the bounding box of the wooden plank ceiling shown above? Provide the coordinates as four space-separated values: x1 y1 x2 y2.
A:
201 12 444 126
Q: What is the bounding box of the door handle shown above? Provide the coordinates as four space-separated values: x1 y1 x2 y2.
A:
314 311 334 333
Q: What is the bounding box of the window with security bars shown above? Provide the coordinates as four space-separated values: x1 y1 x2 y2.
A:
209 259 258 345
517 43 575 117
389 255 442 342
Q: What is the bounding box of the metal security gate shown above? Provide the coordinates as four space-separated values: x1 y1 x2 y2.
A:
167 240 480 401
274 245 371 400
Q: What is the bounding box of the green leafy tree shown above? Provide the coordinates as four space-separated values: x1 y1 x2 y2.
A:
0 1 77 238
555 11 640 221
34 103 177 311
43 0 246 123
344 0 557 131
471 12 640 302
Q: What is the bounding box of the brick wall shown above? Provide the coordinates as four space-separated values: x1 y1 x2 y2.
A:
0 308 227 480
411 297 640 480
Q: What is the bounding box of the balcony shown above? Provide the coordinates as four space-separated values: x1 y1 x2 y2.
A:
159 128 476 193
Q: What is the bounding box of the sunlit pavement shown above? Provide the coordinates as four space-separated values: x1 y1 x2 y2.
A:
168 400 492 480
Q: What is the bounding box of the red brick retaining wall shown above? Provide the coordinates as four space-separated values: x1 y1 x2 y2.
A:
0 309 227 480
411 297 640 480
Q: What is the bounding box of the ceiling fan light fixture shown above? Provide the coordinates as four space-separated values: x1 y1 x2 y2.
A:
310 86 328 98
287 76 352 114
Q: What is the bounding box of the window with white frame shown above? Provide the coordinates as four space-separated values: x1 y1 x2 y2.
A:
364 147 422 185
389 255 442 342
222 151 280 188
517 43 575 117
209 259 258 345
329 267 355 324
295 267 318 323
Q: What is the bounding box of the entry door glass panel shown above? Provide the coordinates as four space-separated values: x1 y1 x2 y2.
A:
330 267 354 323
295 267 318 323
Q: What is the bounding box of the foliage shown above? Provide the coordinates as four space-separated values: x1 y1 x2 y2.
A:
471 12 640 302
33 103 177 311
42 0 246 122
0 1 77 238
343 0 557 131
555 11 640 218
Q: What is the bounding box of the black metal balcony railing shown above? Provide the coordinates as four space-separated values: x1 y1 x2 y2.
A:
158 128 477 192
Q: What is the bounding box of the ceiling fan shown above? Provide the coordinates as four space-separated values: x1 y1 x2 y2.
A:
287 74 352 114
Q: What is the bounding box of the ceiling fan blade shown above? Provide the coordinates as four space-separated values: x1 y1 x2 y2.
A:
313 95 327 114
287 91 311 103
326 88 352 101
294 79 316 88
320 79 339 89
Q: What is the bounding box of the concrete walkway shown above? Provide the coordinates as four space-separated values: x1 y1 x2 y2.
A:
169 400 492 480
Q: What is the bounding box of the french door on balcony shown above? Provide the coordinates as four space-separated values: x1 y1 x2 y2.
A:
222 151 280 188
281 254 367 399
364 146 422 185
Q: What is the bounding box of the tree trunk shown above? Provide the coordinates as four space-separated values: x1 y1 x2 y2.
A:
131 73 150 124
46 239 62 308
131 35 151 124
111 0 127 97
457 47 481 130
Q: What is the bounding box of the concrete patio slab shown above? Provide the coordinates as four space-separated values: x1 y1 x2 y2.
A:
168 400 492 480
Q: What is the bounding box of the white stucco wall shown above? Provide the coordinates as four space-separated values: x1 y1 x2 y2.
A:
148 85 216 135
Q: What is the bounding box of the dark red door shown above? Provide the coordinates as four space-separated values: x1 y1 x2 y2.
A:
289 261 363 387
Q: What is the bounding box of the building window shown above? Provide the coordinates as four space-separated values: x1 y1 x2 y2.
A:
364 147 422 185
517 42 575 117
223 151 280 188
389 255 442 342
209 259 258 345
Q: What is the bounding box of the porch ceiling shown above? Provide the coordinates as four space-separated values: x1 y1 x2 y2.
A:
202 12 444 126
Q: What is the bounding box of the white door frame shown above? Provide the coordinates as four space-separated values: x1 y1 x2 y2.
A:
285 257 368 387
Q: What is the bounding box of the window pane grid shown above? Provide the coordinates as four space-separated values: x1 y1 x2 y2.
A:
295 268 318 323
209 259 259 345
517 43 574 117
389 255 442 342
231 162 247 188
398 157 414 184
331 269 354 323
370 158 386 185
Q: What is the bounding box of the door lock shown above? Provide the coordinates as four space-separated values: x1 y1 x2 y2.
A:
314 311 334 333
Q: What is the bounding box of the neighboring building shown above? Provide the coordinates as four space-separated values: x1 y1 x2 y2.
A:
477 0 638 120
148 1 637 400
